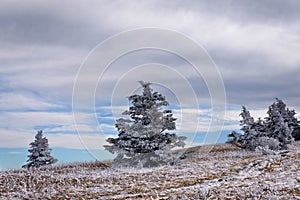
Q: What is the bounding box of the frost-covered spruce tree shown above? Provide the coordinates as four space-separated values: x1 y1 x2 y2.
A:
228 107 252 148
228 106 269 150
265 102 294 150
274 114 294 149
104 81 186 167
240 106 255 133
265 98 298 143
22 130 57 169
228 98 297 151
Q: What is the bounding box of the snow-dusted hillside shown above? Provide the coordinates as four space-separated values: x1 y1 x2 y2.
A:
1 142 299 199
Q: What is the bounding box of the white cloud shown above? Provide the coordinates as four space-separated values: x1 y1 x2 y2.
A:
1 0 300 151
0 110 113 148
0 111 73 130
0 130 35 148
0 129 113 149
0 92 63 111
47 133 113 150
82 1 300 72
1 0 299 109
225 109 268 121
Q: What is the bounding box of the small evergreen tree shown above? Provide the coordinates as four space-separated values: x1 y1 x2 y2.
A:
265 98 298 143
267 109 293 149
227 98 297 151
104 81 186 167
22 130 57 169
228 106 272 151
240 106 255 133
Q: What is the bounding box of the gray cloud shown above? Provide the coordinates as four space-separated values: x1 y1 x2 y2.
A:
162 0 300 25
211 48 300 109
0 0 114 48
1 0 300 148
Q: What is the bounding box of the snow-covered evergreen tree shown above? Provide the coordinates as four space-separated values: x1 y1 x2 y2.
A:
227 98 296 151
240 106 255 133
265 98 298 143
104 81 186 167
266 108 294 149
228 106 270 150
22 130 57 169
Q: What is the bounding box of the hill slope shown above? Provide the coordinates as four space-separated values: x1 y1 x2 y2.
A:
1 142 299 199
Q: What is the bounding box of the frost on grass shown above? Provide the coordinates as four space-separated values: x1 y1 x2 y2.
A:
104 81 186 168
22 130 57 169
1 142 299 199
228 98 298 151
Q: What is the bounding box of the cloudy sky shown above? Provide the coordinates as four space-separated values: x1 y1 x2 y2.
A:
1 0 300 169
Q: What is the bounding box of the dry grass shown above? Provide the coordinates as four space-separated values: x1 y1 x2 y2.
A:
1 142 300 199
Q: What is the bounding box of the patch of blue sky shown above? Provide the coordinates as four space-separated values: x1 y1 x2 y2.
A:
0 148 27 170
97 117 116 124
186 130 230 146
51 148 114 164
46 130 78 135
33 124 64 131
0 148 115 170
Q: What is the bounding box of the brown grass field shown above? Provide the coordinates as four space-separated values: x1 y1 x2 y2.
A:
1 142 299 199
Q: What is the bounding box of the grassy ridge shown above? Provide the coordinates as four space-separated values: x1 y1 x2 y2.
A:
1 142 299 199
